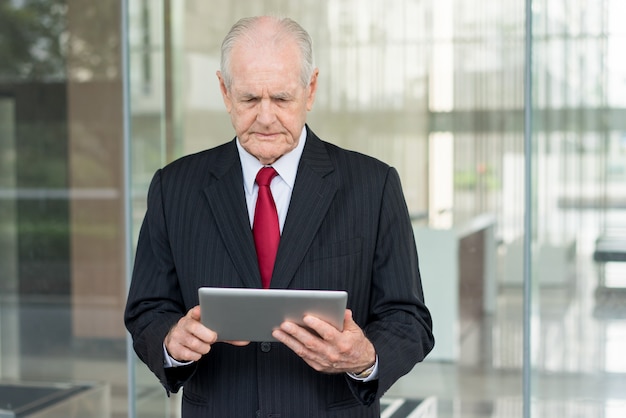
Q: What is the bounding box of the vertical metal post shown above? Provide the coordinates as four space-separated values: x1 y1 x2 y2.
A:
121 0 136 416
523 0 534 417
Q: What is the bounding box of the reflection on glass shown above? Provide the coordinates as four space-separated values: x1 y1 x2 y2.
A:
605 321 626 373
0 0 125 415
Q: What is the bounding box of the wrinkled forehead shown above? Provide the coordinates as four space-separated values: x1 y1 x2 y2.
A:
232 30 300 61
229 38 302 77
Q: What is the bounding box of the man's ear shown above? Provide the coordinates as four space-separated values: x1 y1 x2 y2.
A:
217 71 232 113
306 68 319 111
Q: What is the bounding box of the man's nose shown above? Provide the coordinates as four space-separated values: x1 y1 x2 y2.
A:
256 99 276 125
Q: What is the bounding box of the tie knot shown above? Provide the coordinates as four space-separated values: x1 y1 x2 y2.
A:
256 167 278 187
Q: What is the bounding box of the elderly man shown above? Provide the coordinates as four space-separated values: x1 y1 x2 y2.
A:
125 15 434 417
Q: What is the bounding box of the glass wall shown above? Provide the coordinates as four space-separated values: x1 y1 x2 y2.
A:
531 0 626 416
1 0 625 417
0 0 125 415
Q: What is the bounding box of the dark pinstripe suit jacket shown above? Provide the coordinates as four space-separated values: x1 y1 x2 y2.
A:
124 127 434 417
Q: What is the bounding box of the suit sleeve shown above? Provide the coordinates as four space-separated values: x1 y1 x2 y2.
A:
348 166 435 404
124 169 197 393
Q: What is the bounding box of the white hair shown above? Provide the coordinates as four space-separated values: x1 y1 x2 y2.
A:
220 16 315 89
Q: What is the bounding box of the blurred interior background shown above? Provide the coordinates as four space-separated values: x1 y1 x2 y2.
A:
1 0 625 417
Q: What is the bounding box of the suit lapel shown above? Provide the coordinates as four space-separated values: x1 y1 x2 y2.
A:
271 130 337 289
203 141 261 288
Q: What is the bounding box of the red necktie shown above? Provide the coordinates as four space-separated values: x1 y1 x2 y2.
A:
253 167 280 289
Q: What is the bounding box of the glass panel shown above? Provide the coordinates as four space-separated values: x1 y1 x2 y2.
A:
0 0 126 416
531 0 626 416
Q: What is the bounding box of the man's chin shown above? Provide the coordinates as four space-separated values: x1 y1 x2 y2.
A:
243 142 296 164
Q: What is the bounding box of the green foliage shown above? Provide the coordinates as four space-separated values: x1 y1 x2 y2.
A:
0 0 67 80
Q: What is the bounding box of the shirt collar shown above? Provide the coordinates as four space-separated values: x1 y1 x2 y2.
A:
237 126 307 195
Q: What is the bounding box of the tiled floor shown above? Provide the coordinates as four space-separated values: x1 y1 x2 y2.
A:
3 245 626 417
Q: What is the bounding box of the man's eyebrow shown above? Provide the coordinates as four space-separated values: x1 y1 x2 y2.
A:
271 92 292 100
239 92 259 100
236 91 293 100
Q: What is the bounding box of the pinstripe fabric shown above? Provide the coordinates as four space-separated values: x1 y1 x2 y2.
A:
124 126 434 418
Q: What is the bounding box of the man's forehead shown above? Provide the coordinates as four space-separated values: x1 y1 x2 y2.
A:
231 34 301 64
230 82 299 97
228 65 302 94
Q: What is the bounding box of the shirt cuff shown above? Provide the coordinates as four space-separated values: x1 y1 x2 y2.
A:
346 355 379 382
163 343 194 368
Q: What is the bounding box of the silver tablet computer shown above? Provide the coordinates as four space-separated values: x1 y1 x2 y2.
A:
198 287 348 342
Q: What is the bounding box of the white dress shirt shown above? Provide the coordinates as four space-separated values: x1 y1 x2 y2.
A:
237 126 307 232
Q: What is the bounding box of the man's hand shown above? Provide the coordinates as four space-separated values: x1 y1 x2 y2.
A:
272 309 376 374
164 305 249 362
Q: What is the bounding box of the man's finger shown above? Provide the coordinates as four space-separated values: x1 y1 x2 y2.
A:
189 305 202 321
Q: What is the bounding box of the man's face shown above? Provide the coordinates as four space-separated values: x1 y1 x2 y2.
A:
218 38 318 165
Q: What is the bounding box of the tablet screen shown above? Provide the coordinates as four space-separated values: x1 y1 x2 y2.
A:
198 287 348 341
